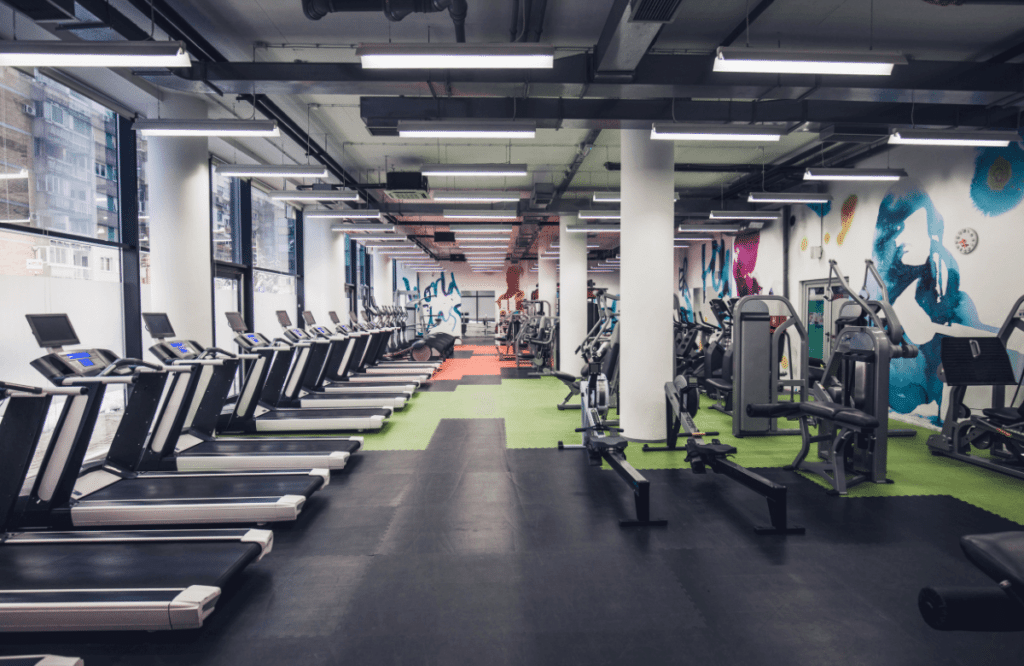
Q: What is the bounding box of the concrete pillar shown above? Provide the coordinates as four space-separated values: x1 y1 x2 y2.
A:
147 94 212 346
558 214 587 374
538 257 557 318
371 251 392 307
619 128 675 442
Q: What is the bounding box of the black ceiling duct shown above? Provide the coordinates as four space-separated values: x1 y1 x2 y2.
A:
302 0 468 42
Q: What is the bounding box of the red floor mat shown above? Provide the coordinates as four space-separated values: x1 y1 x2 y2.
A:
432 354 522 380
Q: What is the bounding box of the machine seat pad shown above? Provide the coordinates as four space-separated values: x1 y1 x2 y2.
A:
961 532 1024 592
552 370 578 384
981 407 1024 425
591 435 628 453
686 442 737 458
747 403 800 419
802 402 879 430
706 378 733 392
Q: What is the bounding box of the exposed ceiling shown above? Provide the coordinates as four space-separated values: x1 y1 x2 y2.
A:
14 0 1024 261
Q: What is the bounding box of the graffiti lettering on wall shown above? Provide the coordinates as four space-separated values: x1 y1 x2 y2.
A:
873 184 997 424
701 240 732 300
677 257 695 323
422 272 462 336
495 264 525 313
732 231 762 297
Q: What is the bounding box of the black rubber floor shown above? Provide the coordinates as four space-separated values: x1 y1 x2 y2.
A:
3 418 1023 665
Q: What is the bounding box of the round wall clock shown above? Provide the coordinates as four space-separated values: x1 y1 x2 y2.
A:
954 227 978 255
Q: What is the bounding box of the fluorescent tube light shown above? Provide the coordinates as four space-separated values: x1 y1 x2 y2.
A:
0 169 28 180
457 245 508 249
0 40 191 68
578 210 621 220
133 119 279 137
566 225 621 233
216 164 329 178
432 191 523 203
651 123 783 142
421 164 528 177
713 46 906 76
676 237 716 241
270 189 360 202
888 129 1020 147
358 43 554 69
316 210 383 221
748 192 833 204
443 209 519 219
804 167 907 182
709 210 781 221
330 223 394 232
592 191 680 202
399 121 536 139
453 236 508 242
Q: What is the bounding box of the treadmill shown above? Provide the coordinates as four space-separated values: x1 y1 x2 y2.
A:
19 314 327 528
0 379 273 632
332 313 433 383
273 310 408 410
0 658 81 666
219 312 391 433
304 310 419 394
142 312 361 471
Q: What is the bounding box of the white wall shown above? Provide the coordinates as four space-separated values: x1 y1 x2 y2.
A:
303 217 341 323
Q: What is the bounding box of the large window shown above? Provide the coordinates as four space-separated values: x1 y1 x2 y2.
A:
0 68 120 242
254 270 296 336
137 134 149 246
251 186 295 272
212 171 241 264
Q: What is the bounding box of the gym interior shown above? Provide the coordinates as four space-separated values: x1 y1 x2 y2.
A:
1 1 1024 665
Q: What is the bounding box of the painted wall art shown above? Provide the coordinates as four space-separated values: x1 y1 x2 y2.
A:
701 239 732 300
732 231 763 297
421 272 463 337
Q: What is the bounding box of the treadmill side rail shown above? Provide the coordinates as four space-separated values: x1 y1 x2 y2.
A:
169 585 221 629
69 496 306 526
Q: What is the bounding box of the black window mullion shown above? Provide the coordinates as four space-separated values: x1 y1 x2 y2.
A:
239 179 255 333
295 207 305 326
117 115 142 360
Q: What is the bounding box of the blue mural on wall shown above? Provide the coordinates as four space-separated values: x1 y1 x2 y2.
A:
701 240 732 300
805 201 833 218
970 134 1024 216
873 186 997 424
678 257 695 323
421 272 463 337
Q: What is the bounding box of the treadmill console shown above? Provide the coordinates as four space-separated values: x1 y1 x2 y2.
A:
31 348 119 383
314 326 333 337
235 331 271 350
150 339 202 362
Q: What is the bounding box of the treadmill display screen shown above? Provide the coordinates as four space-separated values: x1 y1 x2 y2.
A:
246 334 261 344
316 327 331 335
64 351 94 367
291 329 306 339
170 342 191 355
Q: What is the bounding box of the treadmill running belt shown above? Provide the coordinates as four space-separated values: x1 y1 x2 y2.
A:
0 541 261 590
82 475 323 501
189 440 360 455
260 408 390 419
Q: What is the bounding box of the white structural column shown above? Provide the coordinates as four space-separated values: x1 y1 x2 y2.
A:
147 94 213 345
371 251 392 308
619 129 675 441
538 257 557 318
558 214 588 373
331 232 350 318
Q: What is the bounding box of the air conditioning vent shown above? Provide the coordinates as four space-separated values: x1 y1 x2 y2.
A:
449 253 466 262
629 0 683 22
530 183 555 209
433 231 456 245
386 172 429 200
22 104 35 117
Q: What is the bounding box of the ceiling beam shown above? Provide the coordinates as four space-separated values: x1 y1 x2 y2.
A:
553 129 601 206
138 55 1024 108
359 96 1022 133
593 0 665 77
719 0 778 48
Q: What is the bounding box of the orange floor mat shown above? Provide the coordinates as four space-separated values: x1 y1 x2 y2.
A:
432 354 523 380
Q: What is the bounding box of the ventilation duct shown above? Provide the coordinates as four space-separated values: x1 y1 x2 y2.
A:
629 0 683 22
302 0 469 42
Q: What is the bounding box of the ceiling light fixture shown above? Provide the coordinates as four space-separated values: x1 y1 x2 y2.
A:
0 40 192 68
456 245 508 249
747 192 833 205
592 191 680 203
888 129 1021 147
317 210 384 221
329 223 394 232
432 191 523 203
443 209 519 219
578 209 621 220
216 164 329 178
651 123 783 142
678 224 742 232
357 43 554 69
133 119 279 137
713 46 907 76
270 189 360 202
804 167 907 182
421 164 528 178
709 210 781 221
566 225 621 233
399 121 536 139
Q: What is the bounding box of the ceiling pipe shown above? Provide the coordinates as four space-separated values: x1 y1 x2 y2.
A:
302 0 468 42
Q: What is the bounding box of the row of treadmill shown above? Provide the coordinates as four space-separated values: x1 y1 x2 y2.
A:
0 307 438 643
